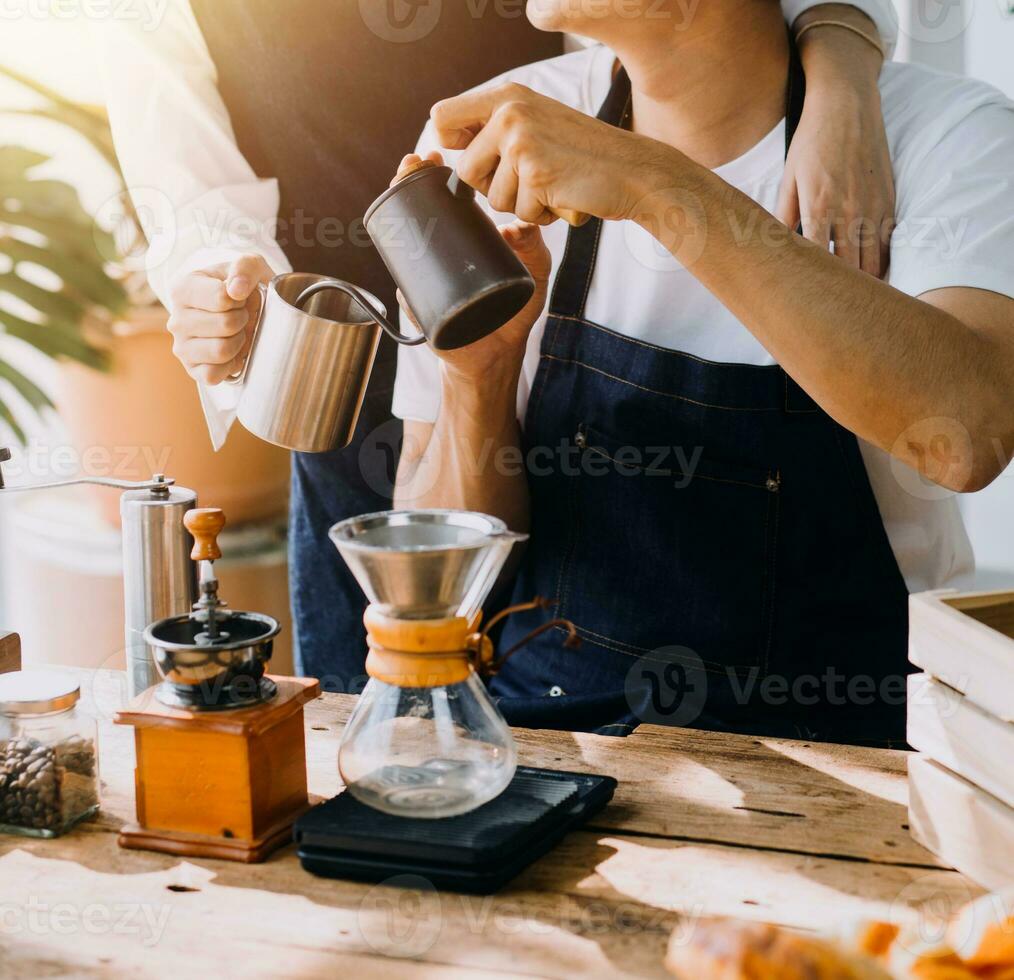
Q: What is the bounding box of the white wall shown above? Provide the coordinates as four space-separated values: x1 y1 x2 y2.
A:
963 0 1014 97
960 0 1014 586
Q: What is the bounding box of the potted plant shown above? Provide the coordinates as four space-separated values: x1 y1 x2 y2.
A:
0 65 289 525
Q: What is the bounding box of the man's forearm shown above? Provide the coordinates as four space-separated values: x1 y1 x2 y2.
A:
631 159 1014 491
395 367 531 531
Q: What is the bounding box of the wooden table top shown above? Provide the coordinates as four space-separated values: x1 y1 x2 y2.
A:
0 668 979 979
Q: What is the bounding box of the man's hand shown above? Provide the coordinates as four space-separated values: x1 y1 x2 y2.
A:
167 254 273 385
430 83 653 226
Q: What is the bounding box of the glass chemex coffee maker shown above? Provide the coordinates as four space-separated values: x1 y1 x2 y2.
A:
298 509 616 895
330 510 530 819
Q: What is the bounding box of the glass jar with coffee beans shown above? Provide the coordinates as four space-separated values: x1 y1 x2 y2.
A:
0 671 99 837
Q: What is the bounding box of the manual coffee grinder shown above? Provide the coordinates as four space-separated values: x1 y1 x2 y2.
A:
115 507 319 863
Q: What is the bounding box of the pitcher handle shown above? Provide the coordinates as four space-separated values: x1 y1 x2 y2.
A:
224 282 269 387
293 279 426 347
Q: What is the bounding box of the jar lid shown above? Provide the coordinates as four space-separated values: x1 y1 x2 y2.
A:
0 671 81 716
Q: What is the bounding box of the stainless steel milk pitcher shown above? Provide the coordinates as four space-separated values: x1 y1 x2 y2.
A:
230 272 421 454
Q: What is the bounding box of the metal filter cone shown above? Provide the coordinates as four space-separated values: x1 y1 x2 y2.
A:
329 510 527 622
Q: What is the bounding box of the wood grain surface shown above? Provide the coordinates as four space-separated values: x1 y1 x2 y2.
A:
0 668 979 979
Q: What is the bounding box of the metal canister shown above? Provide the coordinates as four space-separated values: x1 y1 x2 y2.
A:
120 482 198 697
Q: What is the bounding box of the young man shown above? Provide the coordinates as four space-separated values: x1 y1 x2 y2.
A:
393 0 1014 746
97 0 896 687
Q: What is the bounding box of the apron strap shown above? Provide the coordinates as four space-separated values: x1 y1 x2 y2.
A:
546 36 818 414
545 65 631 322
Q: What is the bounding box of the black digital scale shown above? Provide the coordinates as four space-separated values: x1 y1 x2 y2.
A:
295 766 617 894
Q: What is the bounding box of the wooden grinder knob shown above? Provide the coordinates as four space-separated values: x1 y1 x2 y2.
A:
185 507 226 562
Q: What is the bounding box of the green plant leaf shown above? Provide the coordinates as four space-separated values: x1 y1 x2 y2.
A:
0 272 87 324
1 236 127 314
2 107 120 173
0 145 50 179
1 309 108 370
0 395 26 445
0 358 53 411
0 177 92 223
0 64 116 153
0 205 114 260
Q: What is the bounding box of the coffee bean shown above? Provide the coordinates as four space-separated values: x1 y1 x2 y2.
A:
0 733 98 835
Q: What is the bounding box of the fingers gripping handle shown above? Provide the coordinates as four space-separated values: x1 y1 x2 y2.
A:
444 167 589 227
225 282 268 386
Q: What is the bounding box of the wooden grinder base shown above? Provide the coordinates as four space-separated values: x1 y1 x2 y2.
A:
114 675 320 863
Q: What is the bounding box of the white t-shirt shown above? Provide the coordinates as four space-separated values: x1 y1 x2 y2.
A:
393 45 1014 593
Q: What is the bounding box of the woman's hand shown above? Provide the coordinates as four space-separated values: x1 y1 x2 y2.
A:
396 152 553 380
778 13 895 278
429 85 652 226
167 253 272 384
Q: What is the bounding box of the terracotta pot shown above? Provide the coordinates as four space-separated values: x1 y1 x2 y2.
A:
54 305 290 527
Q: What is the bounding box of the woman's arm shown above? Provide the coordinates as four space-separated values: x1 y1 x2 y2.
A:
778 2 896 277
91 5 291 449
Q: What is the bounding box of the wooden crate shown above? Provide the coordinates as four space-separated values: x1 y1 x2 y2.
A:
0 631 20 674
909 755 1014 892
909 590 1014 722
908 673 1014 809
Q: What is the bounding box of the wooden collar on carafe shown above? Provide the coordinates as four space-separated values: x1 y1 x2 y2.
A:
363 606 494 688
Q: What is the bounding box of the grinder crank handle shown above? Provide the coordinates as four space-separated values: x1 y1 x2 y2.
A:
185 507 226 563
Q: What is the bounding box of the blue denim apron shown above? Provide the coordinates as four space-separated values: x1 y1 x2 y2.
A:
491 46 910 746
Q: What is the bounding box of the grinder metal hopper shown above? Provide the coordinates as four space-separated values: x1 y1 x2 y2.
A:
329 510 527 622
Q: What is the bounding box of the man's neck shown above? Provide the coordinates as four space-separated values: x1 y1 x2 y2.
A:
606 1 790 169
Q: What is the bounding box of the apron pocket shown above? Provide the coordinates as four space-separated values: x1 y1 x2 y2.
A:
557 423 780 672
